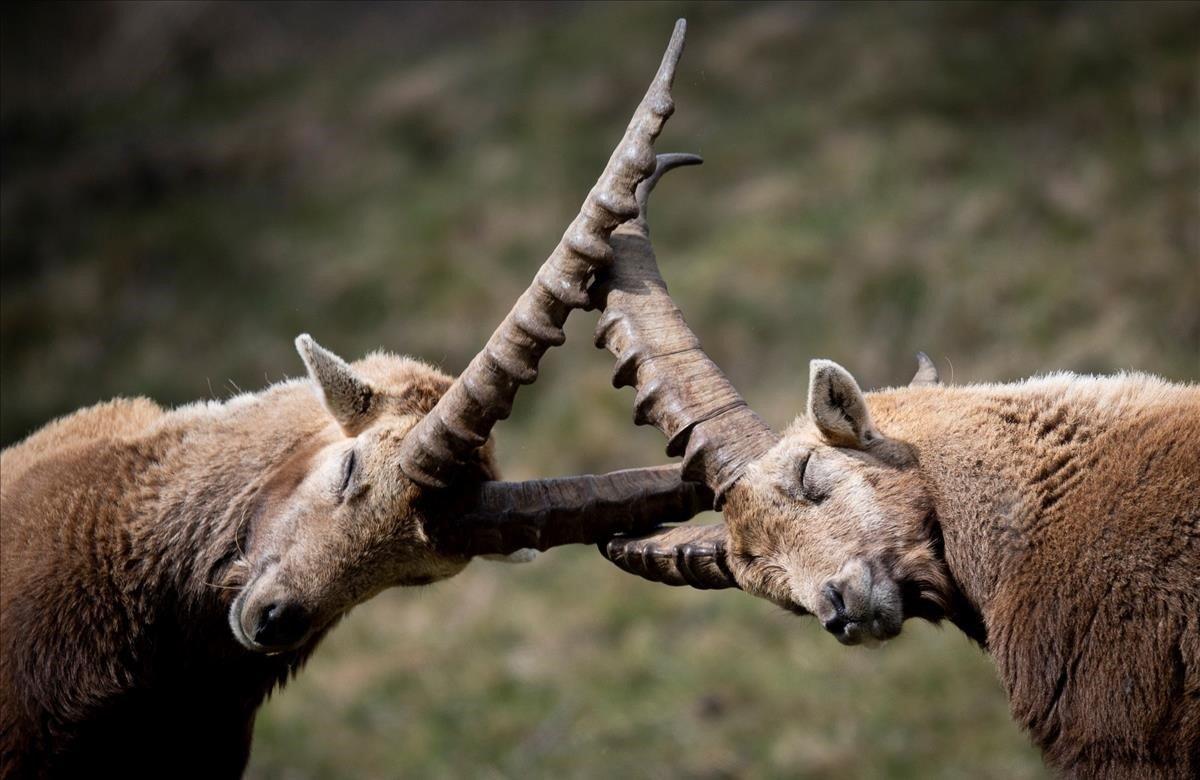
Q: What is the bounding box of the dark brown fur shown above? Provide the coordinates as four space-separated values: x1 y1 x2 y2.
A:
0 353 477 777
725 370 1199 777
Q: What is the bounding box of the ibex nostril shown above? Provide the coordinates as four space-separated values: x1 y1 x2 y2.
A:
823 614 848 635
821 581 850 635
823 582 847 617
253 602 309 649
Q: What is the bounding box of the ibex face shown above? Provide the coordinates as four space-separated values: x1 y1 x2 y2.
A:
721 361 947 646
594 156 949 646
229 342 486 653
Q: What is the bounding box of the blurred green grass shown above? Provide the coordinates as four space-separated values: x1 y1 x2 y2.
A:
2 1 1197 776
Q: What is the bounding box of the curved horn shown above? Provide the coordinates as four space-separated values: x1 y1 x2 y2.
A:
431 465 713 556
591 155 780 502
398 20 689 489
600 523 738 589
910 351 940 387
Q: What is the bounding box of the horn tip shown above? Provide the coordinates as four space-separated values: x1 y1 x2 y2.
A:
657 152 703 170
657 18 688 81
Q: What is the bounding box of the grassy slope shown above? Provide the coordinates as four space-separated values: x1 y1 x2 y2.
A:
2 1 1196 776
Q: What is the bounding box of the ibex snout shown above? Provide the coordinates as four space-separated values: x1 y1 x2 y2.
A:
818 558 903 647
250 601 311 651
230 585 313 654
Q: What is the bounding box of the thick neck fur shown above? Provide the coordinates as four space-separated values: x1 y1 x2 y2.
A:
866 373 1200 776
0 381 337 776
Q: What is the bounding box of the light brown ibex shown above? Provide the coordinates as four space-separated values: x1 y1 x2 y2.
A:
0 22 707 778
594 152 1200 777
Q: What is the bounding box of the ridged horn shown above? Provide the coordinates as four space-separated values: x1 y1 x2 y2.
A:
430 465 713 556
599 523 738 589
590 154 780 503
397 20 689 489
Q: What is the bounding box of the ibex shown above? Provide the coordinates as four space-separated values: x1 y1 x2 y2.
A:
0 23 707 778
594 150 1200 774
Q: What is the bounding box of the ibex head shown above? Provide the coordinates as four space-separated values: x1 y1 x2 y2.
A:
230 341 474 653
229 21 712 654
595 155 950 646
718 360 947 646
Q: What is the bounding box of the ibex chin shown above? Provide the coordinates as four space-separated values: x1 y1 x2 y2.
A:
594 160 1199 773
0 23 708 778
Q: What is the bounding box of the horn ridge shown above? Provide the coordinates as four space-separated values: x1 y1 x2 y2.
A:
600 523 738 589
590 154 779 503
398 20 689 489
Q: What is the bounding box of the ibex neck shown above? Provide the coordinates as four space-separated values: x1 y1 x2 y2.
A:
869 372 1198 639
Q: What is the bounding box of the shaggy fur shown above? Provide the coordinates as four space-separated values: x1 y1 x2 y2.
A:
0 350 488 777
724 370 1199 777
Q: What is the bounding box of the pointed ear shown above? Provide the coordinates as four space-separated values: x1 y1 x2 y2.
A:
910 351 940 387
295 334 375 434
807 359 880 448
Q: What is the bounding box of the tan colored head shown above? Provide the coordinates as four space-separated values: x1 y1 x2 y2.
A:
722 360 948 646
228 338 479 653
596 157 949 645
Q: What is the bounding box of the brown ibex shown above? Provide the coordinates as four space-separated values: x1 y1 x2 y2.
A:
0 22 708 778
594 152 1200 777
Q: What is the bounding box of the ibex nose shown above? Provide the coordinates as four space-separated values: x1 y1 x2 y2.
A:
252 601 310 650
818 562 904 645
821 582 849 634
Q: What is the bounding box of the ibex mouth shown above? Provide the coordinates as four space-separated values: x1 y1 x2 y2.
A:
822 612 902 648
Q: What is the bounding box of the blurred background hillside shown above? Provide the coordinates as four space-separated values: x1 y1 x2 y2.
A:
2 1 1196 777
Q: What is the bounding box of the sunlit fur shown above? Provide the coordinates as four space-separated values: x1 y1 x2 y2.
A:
0 350 492 777
726 417 951 643
723 367 1199 777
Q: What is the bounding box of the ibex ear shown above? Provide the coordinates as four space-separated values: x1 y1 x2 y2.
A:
910 351 940 387
807 359 880 449
295 334 375 434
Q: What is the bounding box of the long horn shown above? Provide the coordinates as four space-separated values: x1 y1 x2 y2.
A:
591 154 780 503
398 20 689 489
599 523 738 589
430 465 713 556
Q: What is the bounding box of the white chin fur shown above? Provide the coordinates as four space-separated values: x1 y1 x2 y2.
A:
228 598 257 650
481 549 537 564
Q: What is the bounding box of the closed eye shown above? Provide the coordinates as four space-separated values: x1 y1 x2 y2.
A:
337 449 357 501
796 451 811 487
797 451 827 503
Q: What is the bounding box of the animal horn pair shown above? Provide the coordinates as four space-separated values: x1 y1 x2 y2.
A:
396 20 689 490
589 153 783 590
